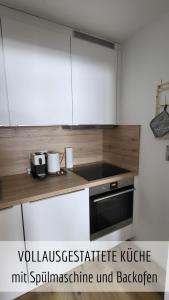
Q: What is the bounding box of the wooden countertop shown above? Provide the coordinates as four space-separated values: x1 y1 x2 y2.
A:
0 170 136 210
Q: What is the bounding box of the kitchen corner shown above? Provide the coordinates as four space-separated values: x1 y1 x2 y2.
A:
0 124 140 257
0 0 169 298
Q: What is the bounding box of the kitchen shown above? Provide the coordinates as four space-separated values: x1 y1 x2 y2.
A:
0 1 169 300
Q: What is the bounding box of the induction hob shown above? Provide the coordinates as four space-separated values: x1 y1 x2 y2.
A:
73 162 129 181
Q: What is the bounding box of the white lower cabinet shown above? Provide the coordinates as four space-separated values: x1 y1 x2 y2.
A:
22 189 89 241
0 205 24 241
21 189 89 293
0 205 27 300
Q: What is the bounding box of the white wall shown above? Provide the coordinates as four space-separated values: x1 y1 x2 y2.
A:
165 247 169 300
120 11 169 241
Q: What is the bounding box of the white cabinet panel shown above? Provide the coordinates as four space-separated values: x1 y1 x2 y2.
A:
0 206 28 299
1 17 72 126
0 21 10 126
72 36 117 125
22 189 89 241
0 205 24 241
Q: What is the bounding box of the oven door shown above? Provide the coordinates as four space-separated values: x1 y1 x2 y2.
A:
90 186 134 240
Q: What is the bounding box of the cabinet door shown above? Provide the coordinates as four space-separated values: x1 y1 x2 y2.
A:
0 205 24 241
0 206 28 299
72 36 117 125
22 189 89 241
0 21 10 126
1 17 72 126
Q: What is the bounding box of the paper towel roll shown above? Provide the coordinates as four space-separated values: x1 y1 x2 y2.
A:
65 147 73 169
47 151 60 173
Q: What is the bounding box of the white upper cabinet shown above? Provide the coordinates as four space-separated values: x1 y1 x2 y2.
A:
0 21 10 126
1 17 72 126
71 34 118 125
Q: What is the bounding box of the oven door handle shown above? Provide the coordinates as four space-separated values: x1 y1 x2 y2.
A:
93 188 135 203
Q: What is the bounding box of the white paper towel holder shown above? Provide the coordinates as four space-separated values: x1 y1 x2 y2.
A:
65 147 73 169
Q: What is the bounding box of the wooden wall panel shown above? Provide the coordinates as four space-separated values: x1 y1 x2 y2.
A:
103 125 140 173
0 127 103 176
0 125 140 177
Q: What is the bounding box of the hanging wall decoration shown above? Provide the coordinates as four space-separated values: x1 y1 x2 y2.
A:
150 81 169 137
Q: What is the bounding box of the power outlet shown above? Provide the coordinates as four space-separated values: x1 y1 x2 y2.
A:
166 145 169 161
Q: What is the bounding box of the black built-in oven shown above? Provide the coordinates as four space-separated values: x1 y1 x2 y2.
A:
90 178 134 240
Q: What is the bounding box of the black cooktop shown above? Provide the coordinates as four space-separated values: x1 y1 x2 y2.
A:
73 162 129 181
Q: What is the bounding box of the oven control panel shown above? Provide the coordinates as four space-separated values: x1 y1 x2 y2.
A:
89 177 134 196
117 177 134 189
110 182 118 189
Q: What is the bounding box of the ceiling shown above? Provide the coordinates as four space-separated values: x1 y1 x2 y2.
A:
0 0 169 42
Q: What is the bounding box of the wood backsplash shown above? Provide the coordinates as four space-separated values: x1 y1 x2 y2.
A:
0 127 103 176
0 125 140 177
103 125 140 172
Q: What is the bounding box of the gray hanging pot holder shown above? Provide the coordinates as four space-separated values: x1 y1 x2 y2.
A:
150 105 169 137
